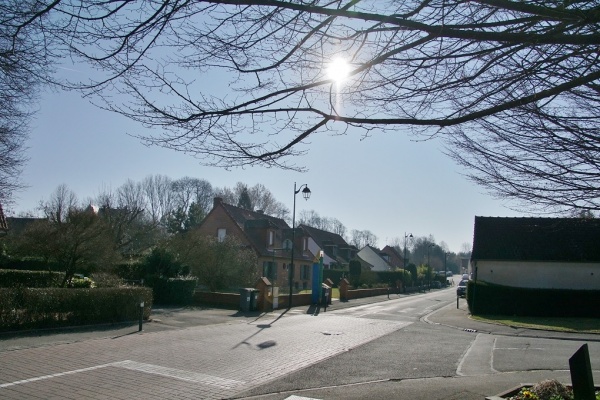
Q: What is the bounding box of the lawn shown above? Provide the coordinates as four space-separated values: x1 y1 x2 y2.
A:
471 315 600 334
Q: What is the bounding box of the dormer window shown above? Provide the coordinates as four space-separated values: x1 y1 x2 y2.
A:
268 230 275 246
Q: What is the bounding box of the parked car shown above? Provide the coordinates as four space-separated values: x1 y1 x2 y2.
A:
456 279 467 297
462 273 469 280
431 281 442 289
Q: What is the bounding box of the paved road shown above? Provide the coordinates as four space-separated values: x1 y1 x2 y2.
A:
0 286 598 400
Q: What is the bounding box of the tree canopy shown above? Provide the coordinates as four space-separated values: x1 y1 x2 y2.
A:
5 0 600 212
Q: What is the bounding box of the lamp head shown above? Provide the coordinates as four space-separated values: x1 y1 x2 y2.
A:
302 186 311 200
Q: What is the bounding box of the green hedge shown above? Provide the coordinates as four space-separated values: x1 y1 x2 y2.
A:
0 258 63 272
153 277 197 305
0 269 65 288
466 281 600 317
0 287 153 331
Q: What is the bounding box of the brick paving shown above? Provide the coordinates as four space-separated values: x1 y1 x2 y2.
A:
0 313 409 399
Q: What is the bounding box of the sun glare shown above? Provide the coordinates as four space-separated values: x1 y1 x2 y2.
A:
327 58 351 84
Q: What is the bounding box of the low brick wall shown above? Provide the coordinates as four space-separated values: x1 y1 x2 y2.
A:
276 293 312 309
194 288 390 310
345 287 390 300
193 291 239 309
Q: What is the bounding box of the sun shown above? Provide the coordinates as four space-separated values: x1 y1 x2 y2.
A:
326 57 351 84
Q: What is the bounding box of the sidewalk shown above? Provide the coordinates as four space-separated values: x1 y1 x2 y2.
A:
2 291 597 352
1 292 598 400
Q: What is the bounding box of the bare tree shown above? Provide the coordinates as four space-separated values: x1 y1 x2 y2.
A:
248 183 289 218
350 229 378 249
215 182 288 218
39 184 78 224
142 175 175 226
8 1 600 212
0 0 55 204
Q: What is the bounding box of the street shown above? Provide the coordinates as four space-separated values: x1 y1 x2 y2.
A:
0 285 598 400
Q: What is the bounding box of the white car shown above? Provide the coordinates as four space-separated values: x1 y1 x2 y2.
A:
462 274 469 280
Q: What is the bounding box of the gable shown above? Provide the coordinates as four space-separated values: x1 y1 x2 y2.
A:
471 216 600 262
300 224 355 263
357 245 391 271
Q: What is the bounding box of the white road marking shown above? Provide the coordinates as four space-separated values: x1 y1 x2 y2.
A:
0 362 118 388
0 360 245 390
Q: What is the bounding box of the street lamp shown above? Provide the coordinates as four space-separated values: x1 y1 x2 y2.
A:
289 182 311 308
403 233 413 269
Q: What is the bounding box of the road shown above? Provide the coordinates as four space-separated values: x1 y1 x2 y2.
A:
0 284 598 400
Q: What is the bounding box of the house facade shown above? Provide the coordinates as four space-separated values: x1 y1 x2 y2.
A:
357 245 393 272
196 198 315 290
299 224 357 270
470 216 600 290
380 245 404 269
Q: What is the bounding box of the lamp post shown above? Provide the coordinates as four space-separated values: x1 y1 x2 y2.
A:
403 233 413 269
427 243 434 291
289 182 311 308
444 252 448 287
402 232 413 293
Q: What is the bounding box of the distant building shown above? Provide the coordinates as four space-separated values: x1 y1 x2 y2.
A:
470 216 600 290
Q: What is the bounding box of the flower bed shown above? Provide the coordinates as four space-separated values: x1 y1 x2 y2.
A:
486 380 600 400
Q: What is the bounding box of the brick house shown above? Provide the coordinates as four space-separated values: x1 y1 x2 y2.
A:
298 224 357 270
196 197 315 290
357 245 393 272
380 245 404 269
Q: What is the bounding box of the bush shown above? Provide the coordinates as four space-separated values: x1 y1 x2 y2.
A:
0 269 64 288
153 277 197 305
0 287 153 331
67 276 95 288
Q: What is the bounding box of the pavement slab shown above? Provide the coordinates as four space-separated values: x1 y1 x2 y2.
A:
0 313 410 399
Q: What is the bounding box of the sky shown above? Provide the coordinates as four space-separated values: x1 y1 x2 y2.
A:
7 78 527 255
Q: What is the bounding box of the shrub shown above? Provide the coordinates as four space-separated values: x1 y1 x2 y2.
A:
67 276 95 288
0 269 64 288
153 277 198 305
0 287 153 331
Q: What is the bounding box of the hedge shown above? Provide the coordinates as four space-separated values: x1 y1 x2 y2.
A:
0 269 64 288
153 277 198 305
0 287 153 332
466 280 600 318
0 258 63 272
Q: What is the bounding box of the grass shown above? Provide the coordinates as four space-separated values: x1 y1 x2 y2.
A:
471 314 600 334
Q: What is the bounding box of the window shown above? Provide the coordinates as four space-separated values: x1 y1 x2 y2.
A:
217 228 226 242
300 264 310 280
268 230 274 246
303 237 308 251
262 261 277 281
